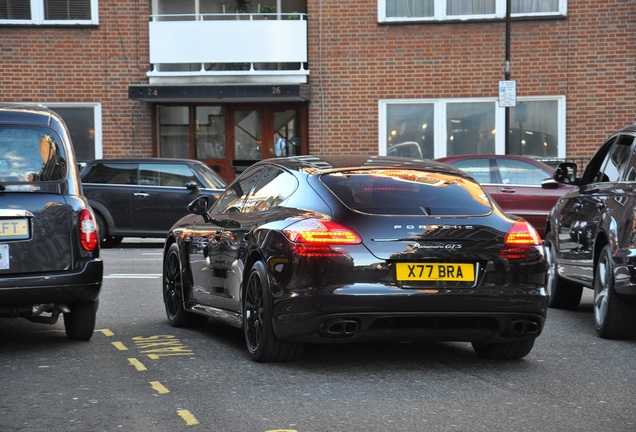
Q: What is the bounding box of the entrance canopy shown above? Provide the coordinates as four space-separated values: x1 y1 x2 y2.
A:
128 84 311 103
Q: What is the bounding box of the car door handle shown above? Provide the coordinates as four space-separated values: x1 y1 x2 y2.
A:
133 192 150 198
499 187 516 193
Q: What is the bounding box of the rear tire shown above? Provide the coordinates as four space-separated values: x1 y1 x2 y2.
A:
243 261 303 362
544 231 583 309
163 243 208 327
594 245 636 339
472 338 535 360
95 213 123 248
64 301 98 341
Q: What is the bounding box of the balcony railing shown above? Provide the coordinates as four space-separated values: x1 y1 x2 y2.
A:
147 13 308 85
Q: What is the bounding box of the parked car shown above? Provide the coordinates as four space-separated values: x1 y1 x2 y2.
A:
162 155 548 362
0 103 102 340
435 154 573 238
81 158 227 247
546 126 636 339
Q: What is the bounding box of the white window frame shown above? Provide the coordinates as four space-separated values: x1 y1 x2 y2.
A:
378 96 566 159
25 102 103 159
378 0 567 23
0 0 99 25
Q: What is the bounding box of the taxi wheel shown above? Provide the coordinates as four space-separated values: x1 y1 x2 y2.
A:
594 245 636 339
243 260 303 362
163 243 207 327
472 338 535 360
95 213 122 248
64 301 98 341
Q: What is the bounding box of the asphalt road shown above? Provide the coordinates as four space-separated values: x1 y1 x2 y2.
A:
1 239 635 432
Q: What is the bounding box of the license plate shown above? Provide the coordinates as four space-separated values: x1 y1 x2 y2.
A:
0 218 29 240
0 244 9 269
395 262 475 282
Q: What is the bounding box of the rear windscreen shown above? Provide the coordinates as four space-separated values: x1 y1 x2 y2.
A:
321 169 492 216
0 125 67 182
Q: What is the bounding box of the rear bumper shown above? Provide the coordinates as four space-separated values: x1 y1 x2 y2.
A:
272 285 548 344
0 259 103 311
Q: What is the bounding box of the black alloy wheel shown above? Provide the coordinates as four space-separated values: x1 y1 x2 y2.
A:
163 243 207 327
243 260 303 362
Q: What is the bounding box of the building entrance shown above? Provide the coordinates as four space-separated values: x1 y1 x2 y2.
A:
157 103 307 182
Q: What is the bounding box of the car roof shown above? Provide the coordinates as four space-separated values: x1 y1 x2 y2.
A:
254 155 474 178
84 158 208 165
436 154 555 172
0 103 62 126
612 124 636 136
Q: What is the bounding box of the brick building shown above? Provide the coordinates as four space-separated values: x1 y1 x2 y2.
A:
1 1 634 183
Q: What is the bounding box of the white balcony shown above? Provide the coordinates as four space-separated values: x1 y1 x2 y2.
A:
147 13 309 85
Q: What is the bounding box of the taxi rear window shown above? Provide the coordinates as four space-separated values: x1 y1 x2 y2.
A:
0 125 67 183
321 169 492 216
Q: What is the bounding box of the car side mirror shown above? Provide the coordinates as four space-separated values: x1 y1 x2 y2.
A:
188 195 209 216
541 177 560 189
553 162 578 185
186 180 199 191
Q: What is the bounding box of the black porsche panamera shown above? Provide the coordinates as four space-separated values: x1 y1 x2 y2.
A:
162 155 548 362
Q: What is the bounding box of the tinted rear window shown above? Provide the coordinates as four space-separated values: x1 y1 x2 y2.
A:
0 125 67 183
321 169 492 216
81 162 137 185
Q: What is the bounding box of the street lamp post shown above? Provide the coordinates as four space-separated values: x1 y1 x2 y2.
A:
504 0 511 154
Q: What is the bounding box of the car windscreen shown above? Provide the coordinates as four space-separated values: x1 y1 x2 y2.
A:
0 125 67 183
196 163 228 189
321 169 492 216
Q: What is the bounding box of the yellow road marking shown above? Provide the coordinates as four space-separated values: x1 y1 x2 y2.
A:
150 381 170 394
112 341 128 351
127 358 147 371
97 329 114 336
177 409 199 426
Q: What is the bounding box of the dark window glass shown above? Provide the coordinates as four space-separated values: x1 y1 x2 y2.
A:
598 136 634 183
81 163 137 185
322 169 492 216
45 0 90 20
194 163 228 189
0 126 67 182
0 0 31 19
243 167 297 213
139 163 197 187
214 167 263 214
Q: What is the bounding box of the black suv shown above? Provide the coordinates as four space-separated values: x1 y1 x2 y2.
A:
81 158 227 247
0 103 103 340
546 125 636 339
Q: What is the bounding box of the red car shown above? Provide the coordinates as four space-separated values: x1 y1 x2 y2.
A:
436 155 574 238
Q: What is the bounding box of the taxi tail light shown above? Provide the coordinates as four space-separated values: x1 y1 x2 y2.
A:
500 221 542 260
79 209 99 252
283 219 361 257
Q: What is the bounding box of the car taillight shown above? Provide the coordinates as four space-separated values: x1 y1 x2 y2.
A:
79 209 99 252
283 219 362 257
500 221 542 260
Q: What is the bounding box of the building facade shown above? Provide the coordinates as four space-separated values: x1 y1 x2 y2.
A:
1 1 634 183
